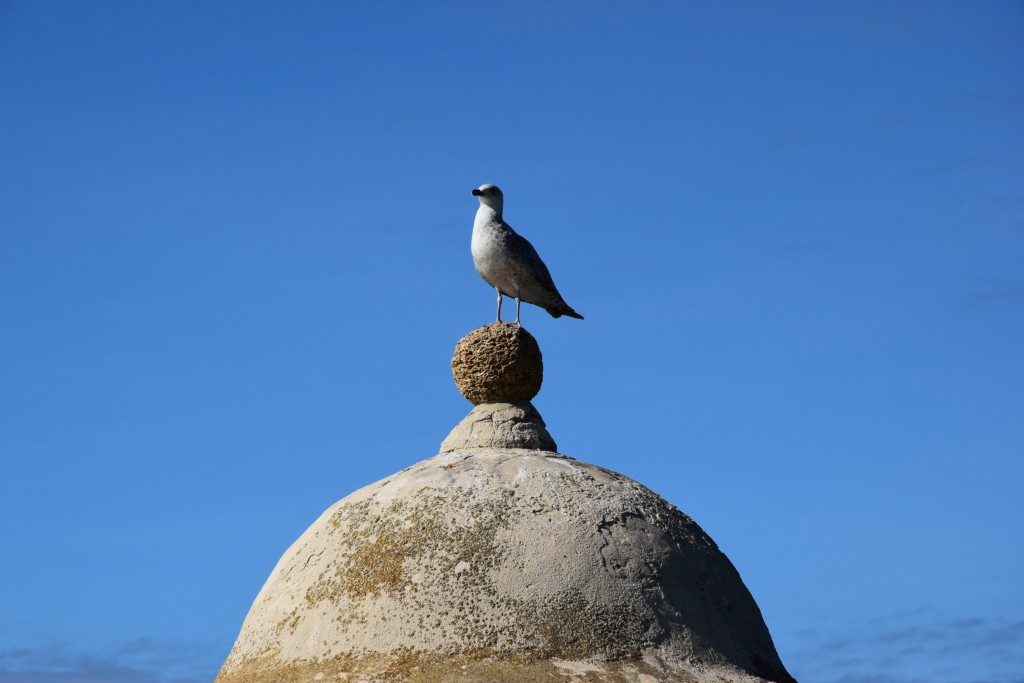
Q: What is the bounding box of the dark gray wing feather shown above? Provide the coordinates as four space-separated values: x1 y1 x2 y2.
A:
505 226 559 293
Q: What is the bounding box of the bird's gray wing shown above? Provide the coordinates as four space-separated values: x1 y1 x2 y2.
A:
504 224 559 292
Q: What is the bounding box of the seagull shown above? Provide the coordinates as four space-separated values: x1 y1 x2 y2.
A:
471 183 583 325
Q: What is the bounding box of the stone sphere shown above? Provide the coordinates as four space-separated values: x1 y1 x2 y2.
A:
452 324 543 404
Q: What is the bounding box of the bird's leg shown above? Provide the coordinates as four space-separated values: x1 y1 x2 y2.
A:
495 289 503 323
515 297 522 328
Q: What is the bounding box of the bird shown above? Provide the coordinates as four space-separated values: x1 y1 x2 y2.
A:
471 183 583 325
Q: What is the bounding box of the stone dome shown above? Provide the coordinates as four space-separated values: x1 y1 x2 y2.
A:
215 326 796 683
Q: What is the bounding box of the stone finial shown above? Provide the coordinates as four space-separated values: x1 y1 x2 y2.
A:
440 401 557 452
452 323 542 405
446 324 555 452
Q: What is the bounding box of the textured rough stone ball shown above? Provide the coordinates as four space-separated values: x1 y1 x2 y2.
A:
452 323 543 404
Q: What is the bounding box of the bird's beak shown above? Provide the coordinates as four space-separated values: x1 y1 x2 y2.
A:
472 188 483 196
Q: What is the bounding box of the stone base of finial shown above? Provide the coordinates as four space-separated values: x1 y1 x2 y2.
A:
440 401 557 452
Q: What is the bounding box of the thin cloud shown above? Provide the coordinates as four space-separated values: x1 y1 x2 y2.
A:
786 607 1024 683
761 240 841 262
964 279 1024 309
0 640 220 683
947 90 1024 118
0 655 165 683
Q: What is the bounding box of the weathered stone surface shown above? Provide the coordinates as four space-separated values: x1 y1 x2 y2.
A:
216 450 796 683
441 401 557 452
452 323 542 404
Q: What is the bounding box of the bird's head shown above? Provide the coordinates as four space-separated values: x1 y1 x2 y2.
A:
472 183 504 213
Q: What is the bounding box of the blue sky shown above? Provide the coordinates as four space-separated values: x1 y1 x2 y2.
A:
1 2 1021 682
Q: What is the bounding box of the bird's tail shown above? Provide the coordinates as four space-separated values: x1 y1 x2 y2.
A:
548 304 584 320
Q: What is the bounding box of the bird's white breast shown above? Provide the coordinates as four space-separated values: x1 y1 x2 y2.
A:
471 208 500 263
472 207 516 292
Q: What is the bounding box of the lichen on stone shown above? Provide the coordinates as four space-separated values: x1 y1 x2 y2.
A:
305 492 512 606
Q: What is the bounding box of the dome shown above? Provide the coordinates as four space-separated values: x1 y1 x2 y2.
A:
216 325 795 683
